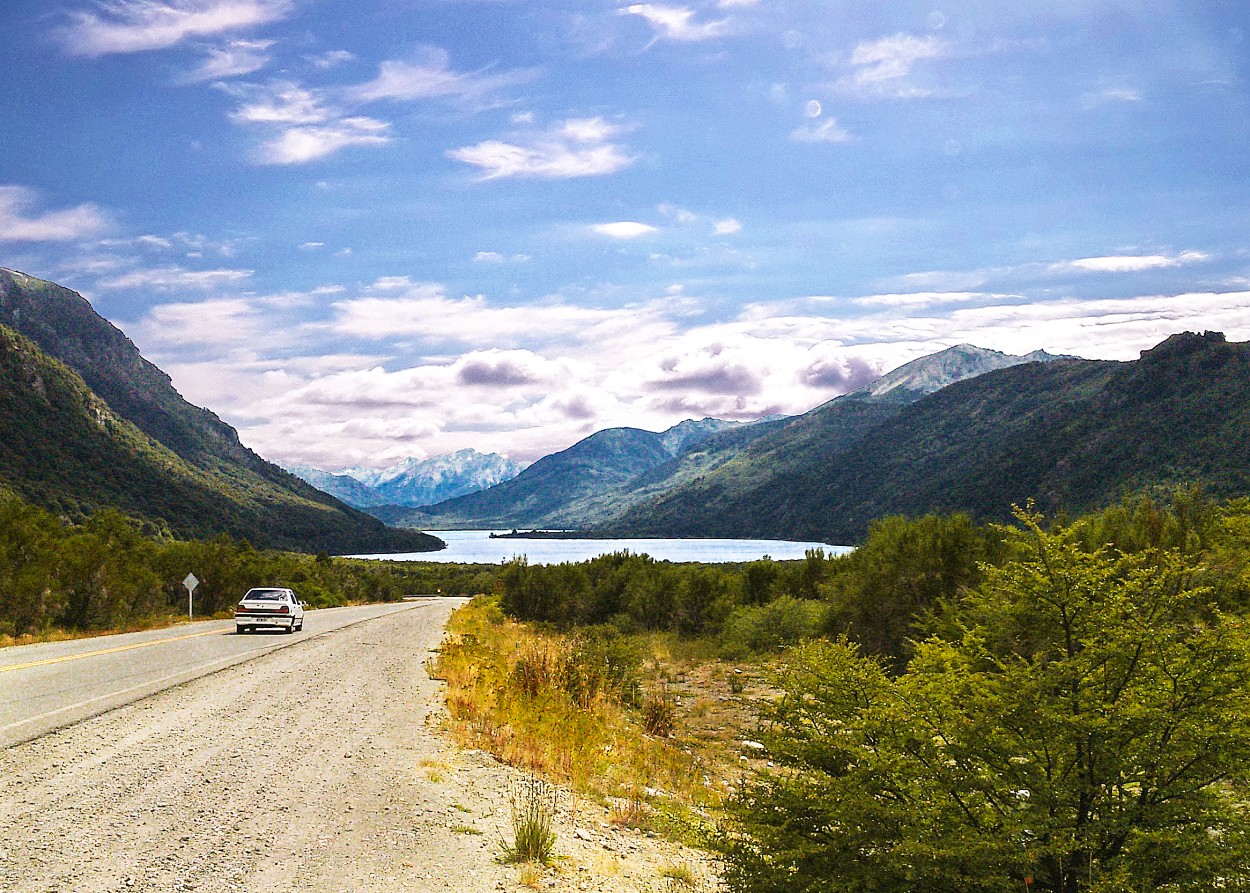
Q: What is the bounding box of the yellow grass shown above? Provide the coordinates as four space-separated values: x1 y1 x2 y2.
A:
431 597 738 835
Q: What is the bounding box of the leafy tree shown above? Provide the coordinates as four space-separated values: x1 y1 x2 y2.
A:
822 512 997 666
725 510 1250 893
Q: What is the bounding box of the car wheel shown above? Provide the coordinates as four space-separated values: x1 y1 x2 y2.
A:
285 623 295 634
237 625 248 635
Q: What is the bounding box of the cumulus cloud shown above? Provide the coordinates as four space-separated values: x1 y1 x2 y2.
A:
803 355 882 390
56 0 292 57
121 263 1250 471
713 218 742 235
649 362 763 395
592 221 658 239
455 349 559 387
619 4 732 43
448 117 636 180
0 186 109 242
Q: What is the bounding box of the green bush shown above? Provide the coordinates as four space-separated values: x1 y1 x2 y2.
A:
718 595 824 659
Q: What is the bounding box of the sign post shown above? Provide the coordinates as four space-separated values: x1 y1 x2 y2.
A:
183 573 200 619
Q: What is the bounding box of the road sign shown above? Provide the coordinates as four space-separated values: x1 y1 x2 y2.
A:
183 573 199 619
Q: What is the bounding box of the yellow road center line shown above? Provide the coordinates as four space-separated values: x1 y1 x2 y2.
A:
0 628 224 673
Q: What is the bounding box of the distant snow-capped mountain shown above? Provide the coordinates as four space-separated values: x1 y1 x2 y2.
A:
286 449 525 508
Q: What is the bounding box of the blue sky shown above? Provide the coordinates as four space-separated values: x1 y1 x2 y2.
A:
3 1 1250 468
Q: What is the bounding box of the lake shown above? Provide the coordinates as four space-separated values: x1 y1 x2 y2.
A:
353 529 852 565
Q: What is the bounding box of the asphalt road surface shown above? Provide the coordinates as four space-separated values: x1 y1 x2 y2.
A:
0 601 427 748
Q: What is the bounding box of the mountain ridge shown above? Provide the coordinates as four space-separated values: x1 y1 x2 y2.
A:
286 448 526 508
0 268 440 553
383 344 1061 531
609 332 1249 543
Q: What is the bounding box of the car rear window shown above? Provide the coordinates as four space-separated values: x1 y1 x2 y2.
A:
244 589 287 600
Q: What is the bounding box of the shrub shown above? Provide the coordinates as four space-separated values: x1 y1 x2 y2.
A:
718 595 824 659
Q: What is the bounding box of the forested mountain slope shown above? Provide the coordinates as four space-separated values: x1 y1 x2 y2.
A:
613 332 1247 543
0 269 439 553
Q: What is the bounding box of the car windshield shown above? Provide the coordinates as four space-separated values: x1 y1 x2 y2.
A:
245 589 286 600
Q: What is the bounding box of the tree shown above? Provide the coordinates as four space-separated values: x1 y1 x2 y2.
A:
822 512 997 666
725 510 1250 893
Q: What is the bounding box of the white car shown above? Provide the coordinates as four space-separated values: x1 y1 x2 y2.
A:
235 588 305 634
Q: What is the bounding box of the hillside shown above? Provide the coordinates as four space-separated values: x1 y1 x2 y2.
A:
0 269 440 553
389 419 754 529
597 343 1066 537
612 332 1249 544
385 345 1061 531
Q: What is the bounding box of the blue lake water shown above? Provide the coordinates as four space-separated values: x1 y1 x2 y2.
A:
353 529 852 565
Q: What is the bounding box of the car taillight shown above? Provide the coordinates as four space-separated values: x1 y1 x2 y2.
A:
277 605 289 614
236 604 248 613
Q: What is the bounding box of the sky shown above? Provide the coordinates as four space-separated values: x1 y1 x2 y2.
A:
3 1 1250 470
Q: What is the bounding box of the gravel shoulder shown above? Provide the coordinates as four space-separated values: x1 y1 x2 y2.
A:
0 598 718 893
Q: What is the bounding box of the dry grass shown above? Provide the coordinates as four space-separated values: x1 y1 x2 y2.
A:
431 598 746 835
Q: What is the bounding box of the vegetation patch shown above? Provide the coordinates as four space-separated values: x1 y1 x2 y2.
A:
433 597 745 836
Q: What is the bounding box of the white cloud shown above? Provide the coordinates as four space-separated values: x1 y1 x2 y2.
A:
474 251 530 263
309 49 355 70
1080 87 1142 109
348 46 537 107
713 218 742 235
128 269 1250 469
256 117 391 165
619 4 731 42
329 285 671 348
228 81 330 125
448 117 636 180
180 38 274 83
791 118 852 143
1058 251 1209 274
57 0 292 57
98 265 253 291
0 186 109 242
838 33 950 99
592 221 658 239
132 297 265 345
852 291 990 308
222 80 392 165
298 242 324 251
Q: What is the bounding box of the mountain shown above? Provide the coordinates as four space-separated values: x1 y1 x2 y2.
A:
384 345 1062 532
840 344 1065 404
0 268 441 553
387 418 758 529
601 343 1067 537
287 449 525 508
283 464 382 507
611 332 1250 544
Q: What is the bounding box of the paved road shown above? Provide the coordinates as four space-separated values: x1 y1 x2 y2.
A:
0 600 434 748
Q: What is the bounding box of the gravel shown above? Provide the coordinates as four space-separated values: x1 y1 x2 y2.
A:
0 599 717 892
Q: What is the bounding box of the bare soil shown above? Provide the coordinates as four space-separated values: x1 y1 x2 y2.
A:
0 599 718 892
